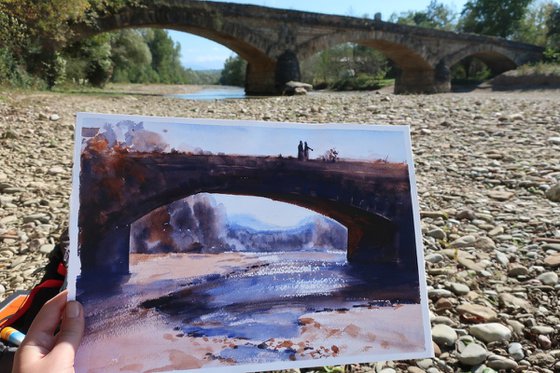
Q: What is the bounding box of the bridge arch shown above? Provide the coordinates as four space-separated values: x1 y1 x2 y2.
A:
78 154 413 279
71 5 279 94
443 45 519 75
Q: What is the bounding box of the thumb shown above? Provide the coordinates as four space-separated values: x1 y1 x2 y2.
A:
49 300 85 364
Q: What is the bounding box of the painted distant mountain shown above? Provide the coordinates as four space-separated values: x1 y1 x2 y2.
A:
226 215 347 253
227 214 284 231
131 194 347 254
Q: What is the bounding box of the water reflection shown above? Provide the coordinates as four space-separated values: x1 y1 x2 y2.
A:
171 86 245 100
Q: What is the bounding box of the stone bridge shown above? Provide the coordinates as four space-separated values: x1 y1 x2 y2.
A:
71 0 544 94
78 153 417 278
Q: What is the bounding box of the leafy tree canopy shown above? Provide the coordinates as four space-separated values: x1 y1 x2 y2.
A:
459 0 532 38
390 1 457 30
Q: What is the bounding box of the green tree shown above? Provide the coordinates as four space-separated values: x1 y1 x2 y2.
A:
219 55 247 86
0 0 90 86
390 1 458 30
64 34 113 87
110 29 153 83
512 0 557 45
544 3 560 61
145 29 188 84
459 0 532 38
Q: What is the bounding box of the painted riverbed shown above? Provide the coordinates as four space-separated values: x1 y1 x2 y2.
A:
76 251 426 372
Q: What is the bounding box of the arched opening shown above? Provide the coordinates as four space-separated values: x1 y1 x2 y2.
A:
129 192 348 258
448 49 518 91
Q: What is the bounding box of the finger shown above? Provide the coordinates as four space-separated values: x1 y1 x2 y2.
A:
49 300 84 361
20 291 69 353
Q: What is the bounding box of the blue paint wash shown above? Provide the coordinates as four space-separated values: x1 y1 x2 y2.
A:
143 251 419 350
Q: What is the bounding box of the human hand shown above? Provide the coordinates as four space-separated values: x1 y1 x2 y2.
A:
12 290 84 373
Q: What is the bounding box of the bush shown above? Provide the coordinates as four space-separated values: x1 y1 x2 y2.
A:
0 48 45 88
331 73 389 91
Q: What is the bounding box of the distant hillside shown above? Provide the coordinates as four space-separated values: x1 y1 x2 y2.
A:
131 194 347 254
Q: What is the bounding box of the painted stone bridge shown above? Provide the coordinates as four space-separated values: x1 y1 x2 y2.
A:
78 152 418 278
71 0 543 94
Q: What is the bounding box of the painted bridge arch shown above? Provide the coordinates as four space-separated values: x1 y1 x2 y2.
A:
70 0 544 94
78 152 417 279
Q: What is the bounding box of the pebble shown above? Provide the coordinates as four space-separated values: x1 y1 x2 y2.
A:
457 303 497 322
508 342 524 361
427 228 446 240
448 282 470 295
544 253 560 267
425 253 444 263
486 355 518 370
457 343 488 366
469 323 512 343
39 244 55 254
507 263 529 277
536 271 558 285
450 235 476 248
431 324 457 348
487 190 514 201
545 183 560 202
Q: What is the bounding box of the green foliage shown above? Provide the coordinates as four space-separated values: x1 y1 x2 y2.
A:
389 1 458 30
219 55 247 86
512 1 556 45
459 0 532 38
451 57 492 84
301 43 388 90
546 3 560 50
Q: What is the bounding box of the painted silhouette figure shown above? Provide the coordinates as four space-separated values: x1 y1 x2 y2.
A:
304 142 313 160
297 141 304 160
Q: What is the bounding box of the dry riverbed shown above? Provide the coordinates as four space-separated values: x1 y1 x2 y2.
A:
0 85 559 372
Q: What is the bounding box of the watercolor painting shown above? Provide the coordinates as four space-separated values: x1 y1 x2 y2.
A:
67 113 432 373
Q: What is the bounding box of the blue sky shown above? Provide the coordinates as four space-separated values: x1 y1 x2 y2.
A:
168 0 469 70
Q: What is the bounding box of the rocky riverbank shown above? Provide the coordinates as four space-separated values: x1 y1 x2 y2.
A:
1 86 559 372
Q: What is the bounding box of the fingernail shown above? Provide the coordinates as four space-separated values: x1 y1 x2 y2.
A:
66 301 80 319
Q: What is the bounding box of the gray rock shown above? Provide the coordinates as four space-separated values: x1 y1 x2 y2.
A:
536 271 558 285
475 237 496 250
469 323 512 343
486 355 518 370
450 235 476 248
49 114 60 121
428 288 454 299
39 244 55 254
508 263 529 277
457 343 488 366
488 190 514 201
508 342 524 361
48 166 65 175
379 369 396 373
531 325 555 335
432 324 458 348
427 228 446 240
545 183 560 202
495 251 509 266
448 282 470 295
416 359 433 369
425 253 444 263
549 136 560 145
